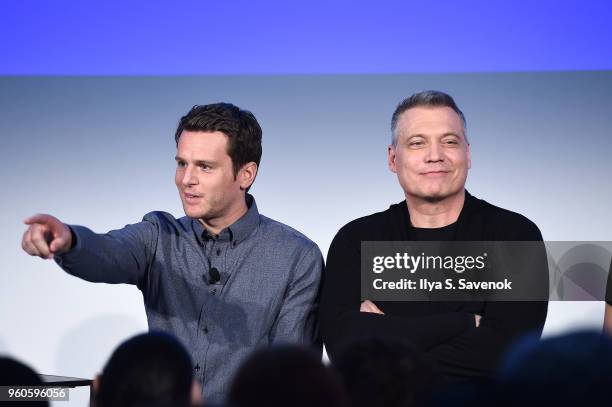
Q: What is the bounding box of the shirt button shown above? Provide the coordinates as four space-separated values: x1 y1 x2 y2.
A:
232 241 237 247
216 249 221 256
194 364 201 372
203 327 209 334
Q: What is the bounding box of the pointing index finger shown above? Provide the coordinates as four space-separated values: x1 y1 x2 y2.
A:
24 214 55 226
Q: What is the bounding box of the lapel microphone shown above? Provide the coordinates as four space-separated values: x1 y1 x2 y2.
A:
209 267 221 284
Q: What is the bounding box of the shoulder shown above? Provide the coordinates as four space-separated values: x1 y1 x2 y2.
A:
257 216 324 279
324 204 402 265
142 211 193 234
258 215 320 253
466 194 542 241
335 203 403 242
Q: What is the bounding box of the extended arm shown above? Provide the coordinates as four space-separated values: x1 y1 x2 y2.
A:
55 221 157 286
22 212 157 287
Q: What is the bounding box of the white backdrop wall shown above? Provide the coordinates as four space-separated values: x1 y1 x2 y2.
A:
1 72 611 405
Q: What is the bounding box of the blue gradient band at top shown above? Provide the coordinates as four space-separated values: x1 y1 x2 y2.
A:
1 0 611 75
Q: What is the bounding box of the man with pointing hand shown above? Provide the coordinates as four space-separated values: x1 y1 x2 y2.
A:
22 103 323 403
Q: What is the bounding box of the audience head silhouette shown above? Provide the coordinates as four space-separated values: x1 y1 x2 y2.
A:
95 332 197 407
228 345 348 407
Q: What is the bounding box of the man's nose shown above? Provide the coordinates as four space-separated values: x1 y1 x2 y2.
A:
425 142 444 162
182 166 198 185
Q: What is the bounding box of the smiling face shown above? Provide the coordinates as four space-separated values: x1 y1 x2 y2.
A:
175 130 251 225
388 106 471 203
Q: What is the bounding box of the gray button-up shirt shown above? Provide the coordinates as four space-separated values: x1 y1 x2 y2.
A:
55 195 323 402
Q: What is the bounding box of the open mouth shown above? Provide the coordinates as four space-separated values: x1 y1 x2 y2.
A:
184 192 202 203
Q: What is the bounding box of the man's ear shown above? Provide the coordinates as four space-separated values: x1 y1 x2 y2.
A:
239 162 258 190
388 145 398 173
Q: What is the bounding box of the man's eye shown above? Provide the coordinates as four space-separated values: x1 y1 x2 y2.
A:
177 161 186 168
199 164 210 170
409 141 424 147
443 140 459 145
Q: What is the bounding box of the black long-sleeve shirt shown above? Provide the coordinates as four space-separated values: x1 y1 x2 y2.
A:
320 191 548 381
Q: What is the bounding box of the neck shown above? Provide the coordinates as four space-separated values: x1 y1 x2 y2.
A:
198 198 248 236
405 190 465 228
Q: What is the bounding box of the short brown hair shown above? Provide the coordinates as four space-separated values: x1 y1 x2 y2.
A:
175 103 263 178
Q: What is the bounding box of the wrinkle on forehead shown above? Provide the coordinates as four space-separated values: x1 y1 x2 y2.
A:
396 106 467 144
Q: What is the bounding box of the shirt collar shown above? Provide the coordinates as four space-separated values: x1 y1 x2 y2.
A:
192 194 260 245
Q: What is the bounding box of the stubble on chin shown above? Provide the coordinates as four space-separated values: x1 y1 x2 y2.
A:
408 184 460 204
422 194 447 204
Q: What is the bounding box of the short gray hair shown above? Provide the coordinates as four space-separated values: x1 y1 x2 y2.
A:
390 90 468 146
